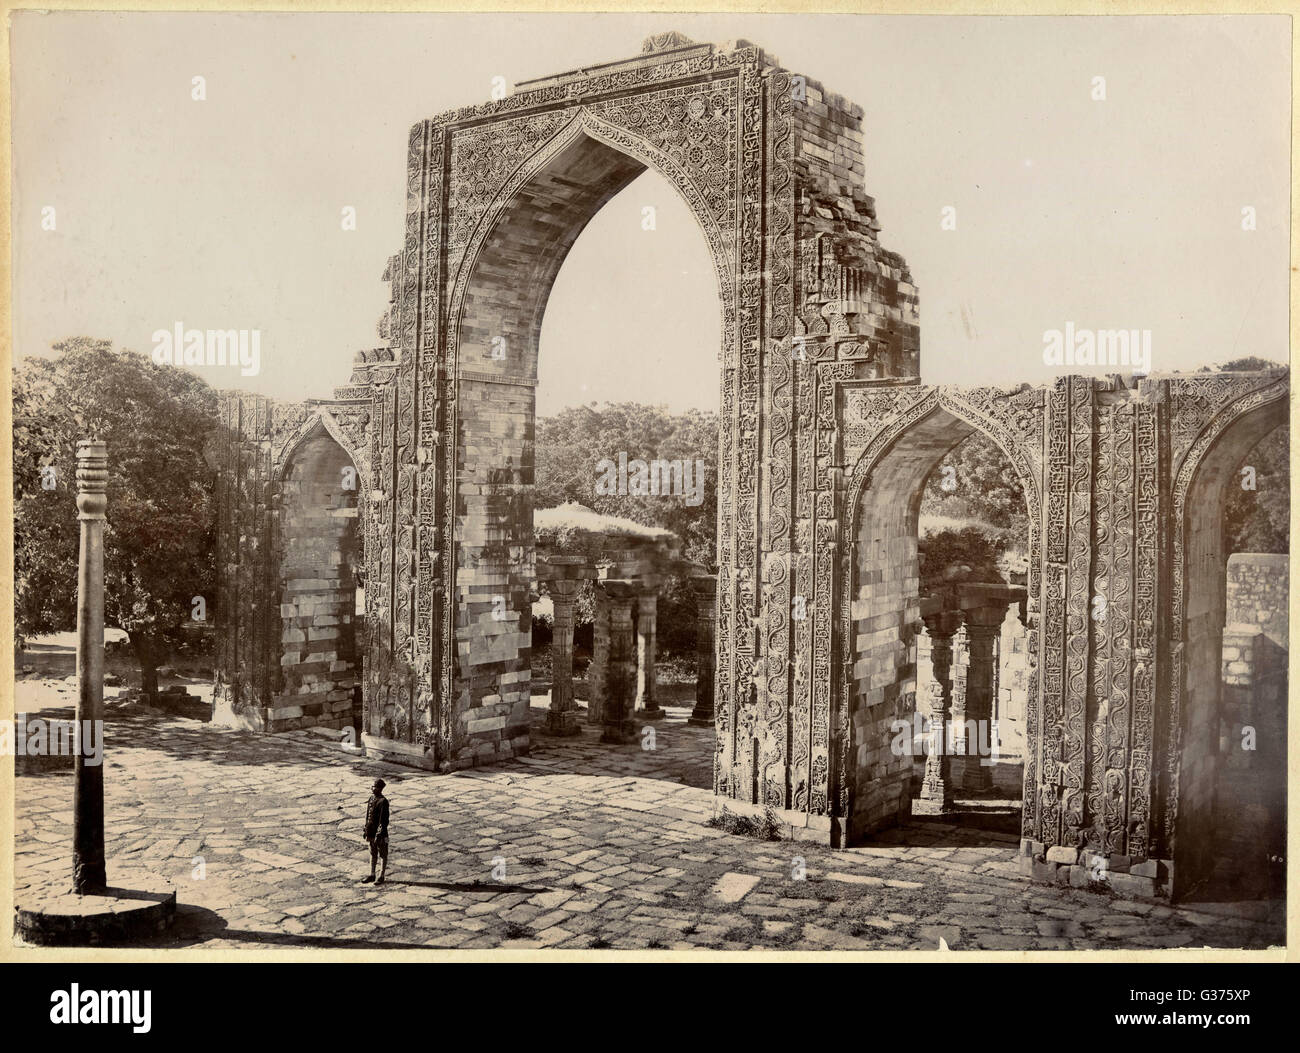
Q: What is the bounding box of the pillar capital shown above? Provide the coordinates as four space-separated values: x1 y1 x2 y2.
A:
921 608 963 641
75 438 108 521
546 577 582 601
596 578 638 604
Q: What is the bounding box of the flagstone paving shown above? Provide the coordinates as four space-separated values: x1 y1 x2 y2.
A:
11 697 1285 952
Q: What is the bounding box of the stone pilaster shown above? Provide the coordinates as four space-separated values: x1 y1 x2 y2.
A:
588 580 608 726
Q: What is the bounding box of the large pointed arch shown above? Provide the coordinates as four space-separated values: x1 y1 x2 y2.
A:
834 385 1044 843
446 105 735 364
1165 373 1288 897
436 99 735 756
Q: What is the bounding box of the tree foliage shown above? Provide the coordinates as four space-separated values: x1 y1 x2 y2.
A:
919 432 1029 535
535 402 718 569
13 338 219 695
535 403 718 654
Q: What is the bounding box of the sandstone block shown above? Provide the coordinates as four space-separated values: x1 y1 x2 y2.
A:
1107 872 1156 898
1031 858 1059 883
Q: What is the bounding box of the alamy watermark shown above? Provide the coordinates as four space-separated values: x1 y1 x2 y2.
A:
890 713 1002 767
595 452 706 506
1 714 104 765
1042 322 1151 375
151 322 261 376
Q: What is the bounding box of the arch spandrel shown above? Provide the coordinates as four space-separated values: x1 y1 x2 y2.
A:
1167 371 1289 486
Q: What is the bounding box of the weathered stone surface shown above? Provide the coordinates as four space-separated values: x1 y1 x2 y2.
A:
13 703 1280 951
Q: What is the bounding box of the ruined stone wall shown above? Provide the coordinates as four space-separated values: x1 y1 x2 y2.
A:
213 396 275 728
1219 626 1287 871
209 39 1290 897
1225 552 1288 646
792 77 920 377
1217 553 1288 875
213 395 370 733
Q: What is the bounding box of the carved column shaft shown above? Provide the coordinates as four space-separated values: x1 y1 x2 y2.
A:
545 579 581 736
688 574 717 727
957 611 1003 793
949 625 969 754
598 580 638 744
918 610 962 811
635 591 663 719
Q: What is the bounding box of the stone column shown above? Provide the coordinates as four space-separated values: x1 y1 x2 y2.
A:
687 573 717 727
73 439 108 894
948 625 969 756
598 580 638 744
634 590 663 719
545 579 581 736
918 610 962 812
587 579 607 726
958 608 1004 794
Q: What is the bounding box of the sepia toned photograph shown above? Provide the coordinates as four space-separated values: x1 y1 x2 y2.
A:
2 5 1293 975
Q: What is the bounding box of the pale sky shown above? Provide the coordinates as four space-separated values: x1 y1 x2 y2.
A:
10 12 1291 412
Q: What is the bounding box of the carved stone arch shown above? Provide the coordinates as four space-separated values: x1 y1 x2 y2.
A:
445 105 735 373
436 84 743 766
274 409 366 483
1165 373 1288 895
835 385 1044 842
845 389 1043 534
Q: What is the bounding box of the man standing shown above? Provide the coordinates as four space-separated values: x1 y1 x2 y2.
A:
362 778 390 884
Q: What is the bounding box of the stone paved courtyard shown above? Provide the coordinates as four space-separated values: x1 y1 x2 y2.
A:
12 694 1285 952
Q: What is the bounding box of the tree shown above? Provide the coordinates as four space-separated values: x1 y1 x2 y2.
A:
13 338 219 697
